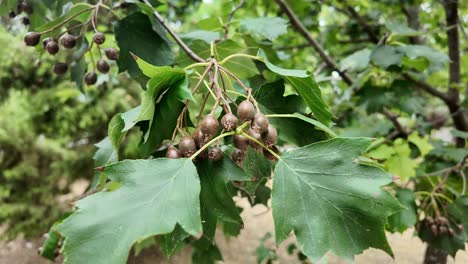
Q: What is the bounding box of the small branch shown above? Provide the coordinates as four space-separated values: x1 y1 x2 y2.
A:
336 0 379 43
224 0 245 39
275 0 354 85
141 0 205 62
190 131 236 160
401 73 450 102
382 108 408 136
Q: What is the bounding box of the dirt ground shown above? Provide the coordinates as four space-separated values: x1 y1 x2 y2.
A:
1 196 468 264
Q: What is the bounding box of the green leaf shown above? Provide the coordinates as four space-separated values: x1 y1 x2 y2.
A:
257 49 332 126
159 224 189 257
371 45 403 69
35 3 93 32
385 139 419 181
340 49 371 72
397 45 449 72
132 55 190 141
272 137 402 261
138 79 186 157
408 131 433 157
180 30 221 43
385 21 421 36
58 158 202 264
387 188 417 233
192 242 223 264
196 159 244 242
108 113 126 157
122 106 142 132
240 17 288 41
254 79 329 145
115 12 174 85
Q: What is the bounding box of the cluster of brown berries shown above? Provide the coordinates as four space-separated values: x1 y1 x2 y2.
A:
8 1 33 25
23 31 119 85
424 216 463 236
166 100 278 164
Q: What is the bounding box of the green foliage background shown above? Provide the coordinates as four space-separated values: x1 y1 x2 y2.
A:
0 26 140 238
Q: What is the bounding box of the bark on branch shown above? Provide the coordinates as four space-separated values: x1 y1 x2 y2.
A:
142 0 205 62
275 0 354 85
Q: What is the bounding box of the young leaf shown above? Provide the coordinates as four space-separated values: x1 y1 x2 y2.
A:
257 49 332 126
58 158 202 264
240 17 288 41
340 48 372 72
272 137 402 261
370 45 403 69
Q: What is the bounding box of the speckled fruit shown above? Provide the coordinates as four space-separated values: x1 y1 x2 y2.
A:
221 113 238 131
93 32 106 45
231 148 245 164
233 134 249 150
166 146 181 159
208 147 223 161
96 59 110 74
53 63 68 75
247 129 262 151
252 113 269 134
261 124 278 147
200 114 219 137
105 48 120 61
24 32 41 46
60 34 76 49
237 100 255 121
179 136 196 157
46 41 59 55
85 72 98 85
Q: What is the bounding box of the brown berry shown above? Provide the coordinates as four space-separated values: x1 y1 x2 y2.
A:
237 100 255 121
42 37 53 49
22 17 30 25
263 146 279 161
248 129 262 151
8 10 16 18
166 146 181 159
93 32 106 45
179 136 196 157
24 32 41 46
425 217 434 225
262 124 278 147
61 34 76 49
193 129 205 148
96 59 110 74
457 224 464 231
46 41 59 55
53 63 68 75
231 148 245 164
437 217 448 225
105 48 120 61
200 114 219 138
439 226 448 234
448 228 455 236
233 134 249 150
430 224 438 235
252 113 269 134
19 2 33 14
85 72 98 85
221 113 238 131
208 147 223 161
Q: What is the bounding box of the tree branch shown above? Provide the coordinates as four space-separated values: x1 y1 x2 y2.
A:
382 108 408 137
443 0 467 147
274 0 354 85
401 73 450 102
224 0 245 39
141 0 205 62
336 0 379 43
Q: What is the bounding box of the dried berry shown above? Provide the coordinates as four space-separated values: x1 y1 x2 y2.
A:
85 71 98 85
237 100 255 121
208 147 223 161
252 113 269 134
263 146 279 161
53 63 68 75
262 124 278 147
8 10 16 18
233 134 249 150
221 113 238 131
46 41 59 55
231 148 245 164
425 216 434 225
60 34 76 49
96 59 110 74
437 217 448 225
166 146 181 159
248 129 262 151
93 32 106 45
179 136 196 157
24 32 41 46
448 228 455 236
200 114 219 138
105 48 120 61
430 224 438 235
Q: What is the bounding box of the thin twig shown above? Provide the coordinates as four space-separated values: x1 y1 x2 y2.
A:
382 108 408 136
224 0 245 39
141 0 205 62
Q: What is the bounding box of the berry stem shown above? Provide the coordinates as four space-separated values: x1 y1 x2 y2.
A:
190 131 236 160
218 65 261 111
184 62 210 71
240 131 281 160
218 53 262 65
39 6 94 35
